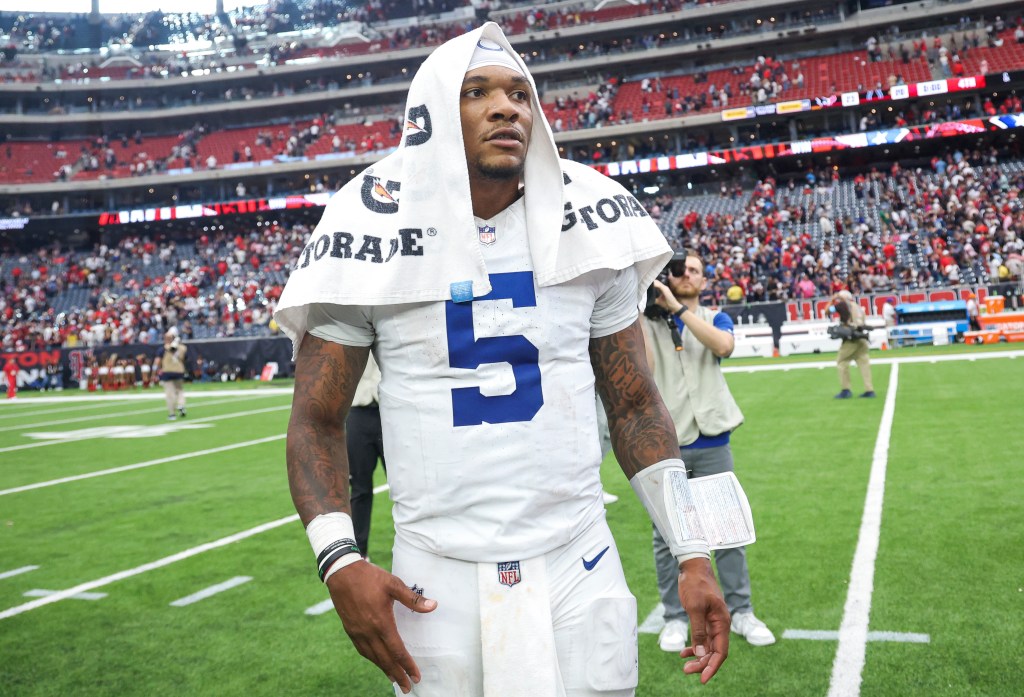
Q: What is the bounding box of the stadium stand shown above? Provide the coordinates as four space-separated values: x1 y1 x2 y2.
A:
1 0 1023 354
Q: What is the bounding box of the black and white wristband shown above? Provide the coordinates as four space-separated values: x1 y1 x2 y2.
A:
306 512 362 583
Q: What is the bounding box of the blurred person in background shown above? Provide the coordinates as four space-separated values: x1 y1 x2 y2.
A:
4 357 18 399
831 290 875 399
155 331 188 419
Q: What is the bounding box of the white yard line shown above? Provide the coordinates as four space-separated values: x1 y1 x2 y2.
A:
0 565 40 580
638 602 666 634
0 434 286 497
827 363 900 697
0 405 291 454
304 598 335 616
24 589 107 601
0 515 298 620
0 396 280 433
170 576 252 607
0 400 139 421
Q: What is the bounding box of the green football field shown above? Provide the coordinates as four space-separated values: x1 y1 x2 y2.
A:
1 347 1022 696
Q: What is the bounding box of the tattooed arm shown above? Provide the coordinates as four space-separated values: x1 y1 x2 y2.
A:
590 318 730 683
287 333 434 695
588 318 677 478
286 333 368 523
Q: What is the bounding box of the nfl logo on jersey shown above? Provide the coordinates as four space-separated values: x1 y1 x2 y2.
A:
497 561 521 587
478 225 497 245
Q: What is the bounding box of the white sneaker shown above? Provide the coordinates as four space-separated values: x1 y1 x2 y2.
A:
658 618 689 652
731 612 776 646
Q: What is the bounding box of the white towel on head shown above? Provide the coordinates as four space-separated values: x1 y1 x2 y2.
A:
274 22 671 356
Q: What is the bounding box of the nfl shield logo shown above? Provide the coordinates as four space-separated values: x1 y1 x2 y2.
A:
497 561 521 587
478 225 497 246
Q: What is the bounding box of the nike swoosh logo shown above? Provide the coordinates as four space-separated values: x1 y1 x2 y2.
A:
582 546 610 571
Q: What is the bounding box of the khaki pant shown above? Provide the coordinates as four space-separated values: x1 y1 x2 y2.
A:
162 378 185 415
836 338 873 392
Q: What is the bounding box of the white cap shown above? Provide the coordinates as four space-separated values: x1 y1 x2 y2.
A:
466 37 524 75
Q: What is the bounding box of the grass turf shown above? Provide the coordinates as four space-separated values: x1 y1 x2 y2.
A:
1 349 1021 696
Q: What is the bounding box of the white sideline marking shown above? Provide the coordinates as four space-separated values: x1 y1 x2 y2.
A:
638 602 666 634
24 589 107 601
0 434 286 497
785 629 929 643
0 388 293 407
305 599 335 616
0 405 290 454
0 565 40 580
827 363 899 697
723 348 1024 374
0 514 297 620
373 483 389 494
170 576 253 607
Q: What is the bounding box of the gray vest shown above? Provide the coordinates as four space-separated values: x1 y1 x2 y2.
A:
644 306 744 446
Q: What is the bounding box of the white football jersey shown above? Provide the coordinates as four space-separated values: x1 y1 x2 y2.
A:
307 198 639 561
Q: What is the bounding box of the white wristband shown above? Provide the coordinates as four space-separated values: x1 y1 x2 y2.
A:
322 552 362 583
630 458 711 563
306 512 361 582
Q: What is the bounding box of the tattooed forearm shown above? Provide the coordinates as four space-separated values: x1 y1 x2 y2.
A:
286 333 370 525
590 318 679 478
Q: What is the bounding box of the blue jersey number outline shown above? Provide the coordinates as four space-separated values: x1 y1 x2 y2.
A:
445 271 543 426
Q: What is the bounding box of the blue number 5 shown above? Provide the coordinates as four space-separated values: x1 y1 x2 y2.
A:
446 272 544 426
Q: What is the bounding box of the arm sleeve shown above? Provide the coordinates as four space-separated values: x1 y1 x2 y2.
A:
590 265 640 339
306 303 375 347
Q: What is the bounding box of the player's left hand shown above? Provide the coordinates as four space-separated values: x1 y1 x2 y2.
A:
676 557 729 683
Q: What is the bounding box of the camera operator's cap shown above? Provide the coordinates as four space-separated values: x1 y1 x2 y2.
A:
467 38 525 75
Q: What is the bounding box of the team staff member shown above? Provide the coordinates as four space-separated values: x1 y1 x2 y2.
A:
276 23 730 697
642 250 776 651
832 290 875 399
347 353 387 557
155 331 188 419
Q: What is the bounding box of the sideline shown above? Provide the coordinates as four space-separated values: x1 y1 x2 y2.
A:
0 514 298 620
723 348 1023 374
827 363 900 697
0 395 285 434
0 387 294 407
0 434 286 497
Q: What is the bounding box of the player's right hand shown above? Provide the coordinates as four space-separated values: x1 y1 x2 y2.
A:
326 560 437 694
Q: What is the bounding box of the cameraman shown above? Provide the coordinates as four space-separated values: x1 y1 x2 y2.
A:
831 290 875 399
155 330 188 419
641 250 775 651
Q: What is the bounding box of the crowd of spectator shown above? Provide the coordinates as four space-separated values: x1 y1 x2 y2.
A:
0 222 311 353
3 147 1022 352
669 152 1023 307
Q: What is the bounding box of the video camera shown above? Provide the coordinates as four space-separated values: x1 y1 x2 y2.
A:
827 324 870 342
